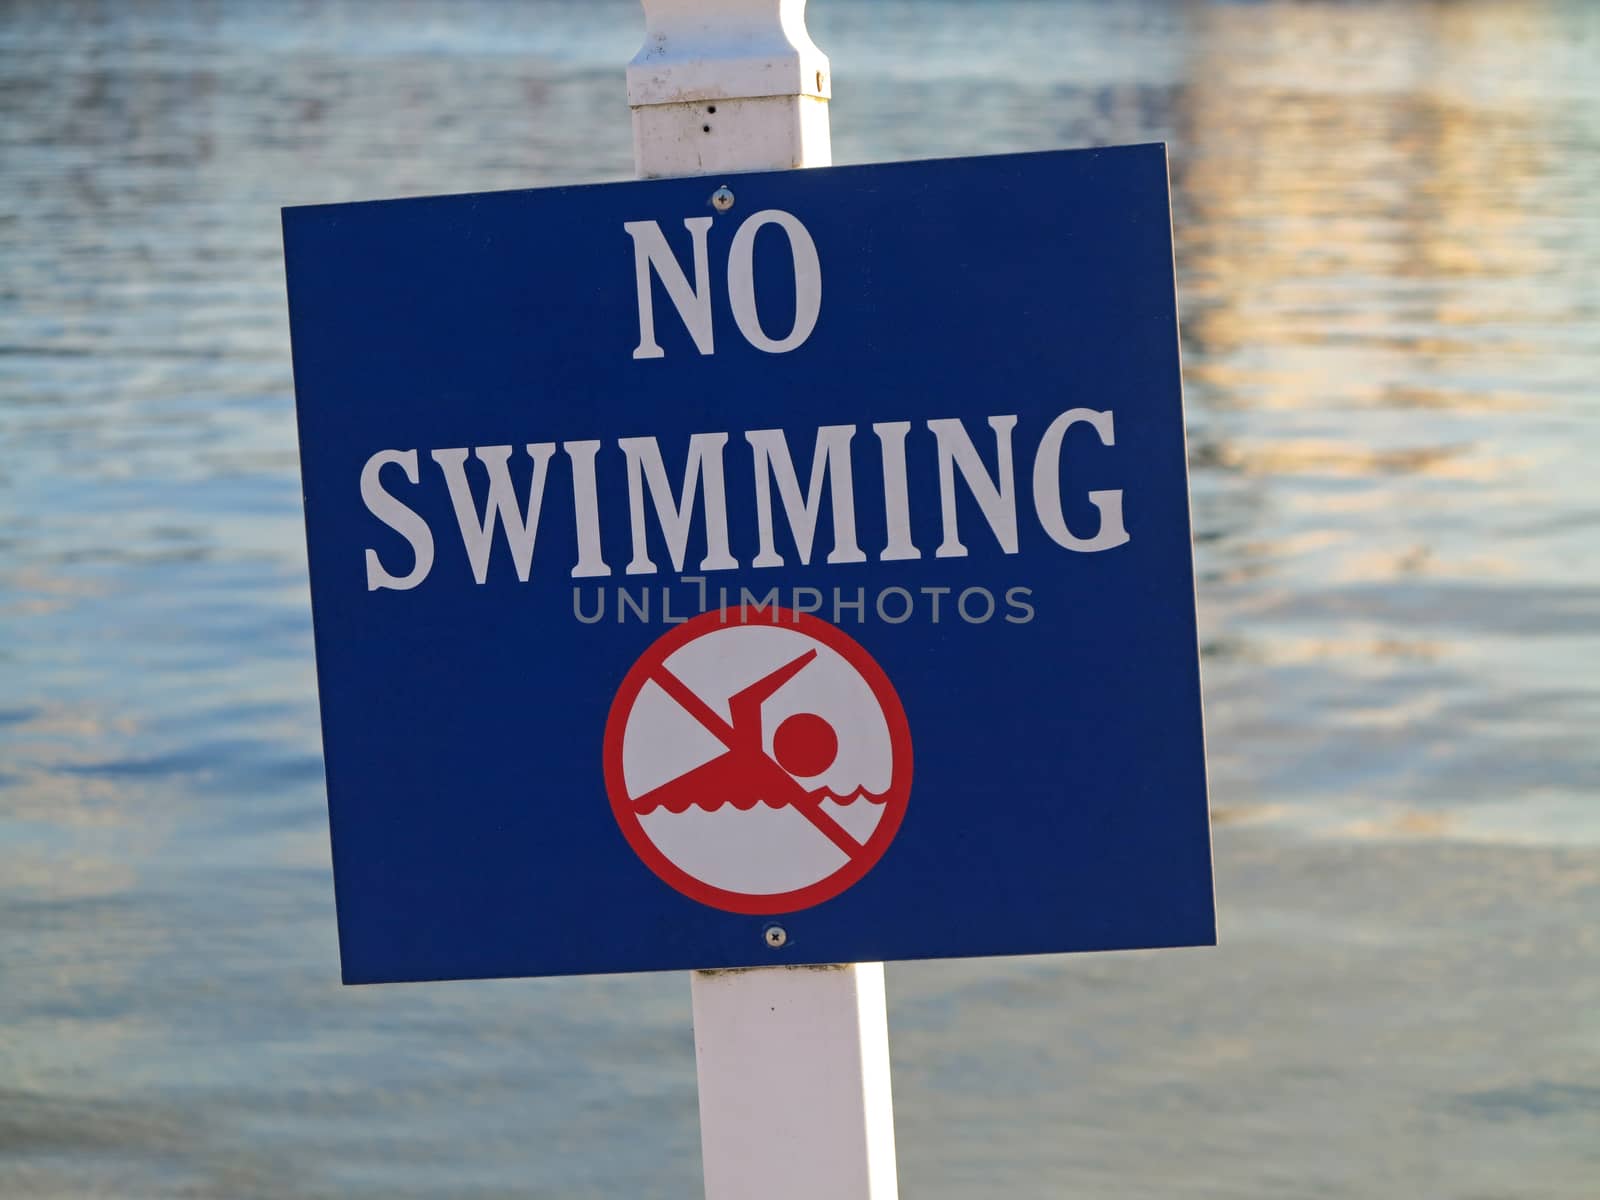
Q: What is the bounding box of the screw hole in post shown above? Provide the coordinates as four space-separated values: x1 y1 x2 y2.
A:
702 124 711 133
707 105 717 114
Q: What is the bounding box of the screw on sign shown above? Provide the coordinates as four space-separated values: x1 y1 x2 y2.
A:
604 609 913 916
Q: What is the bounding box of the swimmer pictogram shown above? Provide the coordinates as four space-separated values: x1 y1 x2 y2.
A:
603 608 913 914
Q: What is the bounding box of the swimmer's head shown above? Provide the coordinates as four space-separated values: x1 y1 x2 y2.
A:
772 712 838 778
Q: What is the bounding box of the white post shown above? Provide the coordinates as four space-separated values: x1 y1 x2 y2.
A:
691 964 898 1199
628 5 899 1199
629 0 831 178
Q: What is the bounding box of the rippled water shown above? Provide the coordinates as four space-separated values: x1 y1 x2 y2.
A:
3 2 1598 1196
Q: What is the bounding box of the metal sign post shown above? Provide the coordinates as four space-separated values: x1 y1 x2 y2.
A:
627 4 899 1197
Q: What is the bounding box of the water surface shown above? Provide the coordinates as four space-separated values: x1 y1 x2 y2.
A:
2 2 1597 1196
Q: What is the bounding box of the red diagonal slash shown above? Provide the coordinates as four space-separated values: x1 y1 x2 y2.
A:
647 667 739 749
639 652 866 861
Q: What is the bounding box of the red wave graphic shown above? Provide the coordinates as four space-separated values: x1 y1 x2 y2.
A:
808 786 890 807
635 784 890 815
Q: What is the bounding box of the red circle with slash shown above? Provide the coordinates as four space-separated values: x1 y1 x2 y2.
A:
603 608 913 914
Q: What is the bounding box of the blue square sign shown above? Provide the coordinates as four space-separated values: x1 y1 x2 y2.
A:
283 144 1214 983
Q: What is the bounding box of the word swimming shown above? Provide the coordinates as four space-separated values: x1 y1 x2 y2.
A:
360 409 1130 591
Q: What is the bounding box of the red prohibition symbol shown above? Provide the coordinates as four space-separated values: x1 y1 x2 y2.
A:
603 608 913 914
